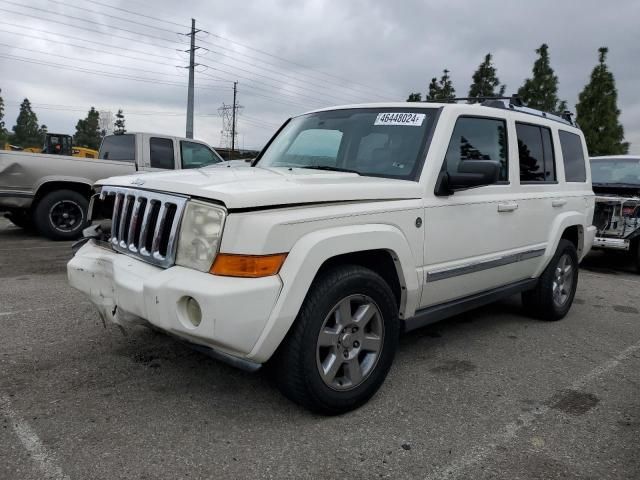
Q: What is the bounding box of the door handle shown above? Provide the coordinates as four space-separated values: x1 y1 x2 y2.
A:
498 202 519 212
552 199 567 208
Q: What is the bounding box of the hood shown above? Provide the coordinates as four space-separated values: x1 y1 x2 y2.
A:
96 165 422 209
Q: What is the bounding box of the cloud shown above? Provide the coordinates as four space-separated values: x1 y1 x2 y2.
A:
0 0 638 153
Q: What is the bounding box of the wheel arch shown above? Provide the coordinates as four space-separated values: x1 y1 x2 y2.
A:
247 224 421 363
33 178 93 206
534 212 587 277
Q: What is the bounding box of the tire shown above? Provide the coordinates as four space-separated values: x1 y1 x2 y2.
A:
33 189 89 240
522 239 579 321
271 265 399 415
5 209 34 230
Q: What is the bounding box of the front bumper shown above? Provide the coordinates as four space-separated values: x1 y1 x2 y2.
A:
582 225 597 260
593 236 631 251
67 241 283 366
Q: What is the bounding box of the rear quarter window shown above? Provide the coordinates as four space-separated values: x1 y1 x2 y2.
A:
559 131 587 182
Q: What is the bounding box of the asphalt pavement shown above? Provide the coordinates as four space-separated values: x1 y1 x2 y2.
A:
1 217 638 480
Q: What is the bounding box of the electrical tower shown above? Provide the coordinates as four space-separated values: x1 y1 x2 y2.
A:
218 82 242 158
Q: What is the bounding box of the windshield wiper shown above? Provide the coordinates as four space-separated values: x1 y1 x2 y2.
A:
299 165 360 175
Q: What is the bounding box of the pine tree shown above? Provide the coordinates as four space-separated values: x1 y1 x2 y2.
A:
0 88 6 145
576 47 629 155
12 98 42 147
426 77 441 101
517 44 566 112
406 93 422 102
425 70 456 101
468 53 506 102
114 109 126 134
74 107 102 149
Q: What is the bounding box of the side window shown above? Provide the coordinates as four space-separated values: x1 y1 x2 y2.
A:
559 131 587 182
517 123 556 182
99 134 135 162
444 117 508 181
150 137 175 169
180 141 222 169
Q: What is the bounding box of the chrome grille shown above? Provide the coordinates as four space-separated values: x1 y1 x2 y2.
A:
98 186 188 268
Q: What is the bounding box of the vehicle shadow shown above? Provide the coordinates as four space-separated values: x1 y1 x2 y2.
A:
581 249 637 276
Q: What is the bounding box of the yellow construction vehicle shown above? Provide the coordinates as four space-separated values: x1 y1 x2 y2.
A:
1 134 98 158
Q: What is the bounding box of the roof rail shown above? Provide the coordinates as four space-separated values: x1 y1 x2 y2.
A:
424 94 577 127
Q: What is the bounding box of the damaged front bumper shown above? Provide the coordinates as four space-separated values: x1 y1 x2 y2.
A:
67 240 283 370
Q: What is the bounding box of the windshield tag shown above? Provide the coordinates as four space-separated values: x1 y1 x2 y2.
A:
374 112 425 127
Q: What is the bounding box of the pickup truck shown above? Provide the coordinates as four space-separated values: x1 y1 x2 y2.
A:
0 132 223 239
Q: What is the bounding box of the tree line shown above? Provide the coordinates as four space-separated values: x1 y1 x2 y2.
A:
406 45 629 156
0 96 127 151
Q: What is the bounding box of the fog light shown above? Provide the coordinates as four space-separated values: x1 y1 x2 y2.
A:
185 297 202 327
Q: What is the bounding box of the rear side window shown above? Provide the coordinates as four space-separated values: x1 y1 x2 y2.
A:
444 116 508 181
517 123 556 182
559 131 587 182
99 134 135 162
150 137 174 169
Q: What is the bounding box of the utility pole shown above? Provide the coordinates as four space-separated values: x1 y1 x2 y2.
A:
231 81 238 159
185 18 197 139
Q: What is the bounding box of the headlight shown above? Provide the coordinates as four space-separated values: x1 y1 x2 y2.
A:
176 200 226 272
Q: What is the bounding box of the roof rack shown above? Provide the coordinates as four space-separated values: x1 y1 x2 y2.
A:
424 94 577 127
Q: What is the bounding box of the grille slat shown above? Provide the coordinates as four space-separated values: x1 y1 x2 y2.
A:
96 186 188 268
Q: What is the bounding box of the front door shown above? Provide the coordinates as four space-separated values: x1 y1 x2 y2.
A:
420 115 540 308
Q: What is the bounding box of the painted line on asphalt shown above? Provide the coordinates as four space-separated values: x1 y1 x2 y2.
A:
424 339 640 480
0 307 53 317
0 395 70 480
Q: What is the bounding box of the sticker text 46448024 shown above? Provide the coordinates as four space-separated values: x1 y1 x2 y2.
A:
374 112 426 127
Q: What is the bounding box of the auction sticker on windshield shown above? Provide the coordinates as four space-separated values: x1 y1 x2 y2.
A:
374 112 425 126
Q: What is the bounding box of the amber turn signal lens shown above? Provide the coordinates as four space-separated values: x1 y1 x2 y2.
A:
210 253 287 278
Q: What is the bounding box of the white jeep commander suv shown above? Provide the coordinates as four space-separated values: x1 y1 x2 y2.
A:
68 99 596 414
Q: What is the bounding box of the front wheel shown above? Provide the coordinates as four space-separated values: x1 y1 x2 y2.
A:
33 189 89 240
522 239 579 320
271 265 399 415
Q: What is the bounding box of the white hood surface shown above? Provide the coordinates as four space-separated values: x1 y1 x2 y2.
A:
97 165 422 209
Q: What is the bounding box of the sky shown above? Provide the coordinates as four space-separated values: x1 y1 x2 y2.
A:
0 0 639 153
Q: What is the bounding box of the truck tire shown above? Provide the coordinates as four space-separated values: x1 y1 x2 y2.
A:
33 189 89 240
5 209 34 230
522 239 579 321
633 239 640 274
271 264 399 415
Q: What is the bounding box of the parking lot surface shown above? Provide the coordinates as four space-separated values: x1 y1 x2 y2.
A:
1 217 638 480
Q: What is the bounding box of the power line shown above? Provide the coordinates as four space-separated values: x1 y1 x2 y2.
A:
0 30 190 76
0 52 230 91
47 0 181 34
0 41 227 85
0 1 179 47
0 6 178 51
78 0 190 28
77 0 393 99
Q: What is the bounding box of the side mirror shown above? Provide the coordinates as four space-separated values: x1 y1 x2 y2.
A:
435 160 501 196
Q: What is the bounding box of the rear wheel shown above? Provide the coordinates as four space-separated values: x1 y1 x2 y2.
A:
632 239 640 274
271 265 399 415
33 190 88 240
522 239 579 321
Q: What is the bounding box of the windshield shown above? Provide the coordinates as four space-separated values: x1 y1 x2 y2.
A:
591 158 640 185
257 108 437 180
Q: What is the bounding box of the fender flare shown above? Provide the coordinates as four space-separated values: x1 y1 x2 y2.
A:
247 223 420 363
34 176 94 200
534 211 587 277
